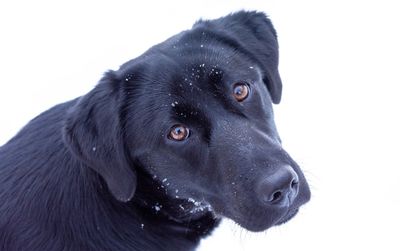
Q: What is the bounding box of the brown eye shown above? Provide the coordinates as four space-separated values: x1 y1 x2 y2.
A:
233 83 249 102
168 125 190 141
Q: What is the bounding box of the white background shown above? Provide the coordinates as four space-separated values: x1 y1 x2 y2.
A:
1 1 399 250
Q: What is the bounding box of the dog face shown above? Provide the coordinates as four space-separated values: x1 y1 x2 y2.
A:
64 11 310 232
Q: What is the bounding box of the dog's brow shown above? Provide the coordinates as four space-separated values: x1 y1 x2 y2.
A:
171 102 209 123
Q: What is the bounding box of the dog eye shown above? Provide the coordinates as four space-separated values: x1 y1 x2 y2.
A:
168 125 190 141
233 83 249 102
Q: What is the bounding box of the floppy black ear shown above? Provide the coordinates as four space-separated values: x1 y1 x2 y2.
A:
63 71 136 202
197 11 282 104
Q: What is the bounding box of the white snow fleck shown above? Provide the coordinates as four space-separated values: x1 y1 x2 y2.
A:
162 178 168 183
92 147 96 152
141 224 144 229
200 44 204 48
154 205 161 211
174 101 179 105
175 189 179 193
185 197 214 214
171 103 175 107
249 66 254 69
179 205 185 210
189 202 212 214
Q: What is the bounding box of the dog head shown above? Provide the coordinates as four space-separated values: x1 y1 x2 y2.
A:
63 11 310 232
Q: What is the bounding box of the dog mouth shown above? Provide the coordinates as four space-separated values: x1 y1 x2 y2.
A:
158 196 218 223
171 196 300 229
274 208 299 226
175 198 216 221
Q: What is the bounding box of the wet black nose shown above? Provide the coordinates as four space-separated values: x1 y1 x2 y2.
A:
257 165 299 206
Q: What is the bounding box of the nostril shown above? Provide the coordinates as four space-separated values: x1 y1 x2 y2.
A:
270 190 282 202
291 179 299 189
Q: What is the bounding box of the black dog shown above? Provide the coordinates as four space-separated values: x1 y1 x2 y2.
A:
0 11 310 251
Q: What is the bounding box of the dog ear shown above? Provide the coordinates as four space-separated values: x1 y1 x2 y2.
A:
63 71 136 202
196 11 282 104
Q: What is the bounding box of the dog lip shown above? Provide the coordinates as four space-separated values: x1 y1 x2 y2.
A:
274 208 299 226
166 197 217 222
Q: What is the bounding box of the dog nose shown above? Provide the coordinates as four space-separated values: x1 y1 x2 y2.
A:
257 165 299 206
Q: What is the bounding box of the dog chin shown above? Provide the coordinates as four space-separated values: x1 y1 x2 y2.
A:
229 208 300 232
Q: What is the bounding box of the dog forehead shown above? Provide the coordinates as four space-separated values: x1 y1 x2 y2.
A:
167 59 259 100
136 51 261 123
120 30 263 124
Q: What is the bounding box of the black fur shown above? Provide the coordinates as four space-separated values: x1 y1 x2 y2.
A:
0 11 310 251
